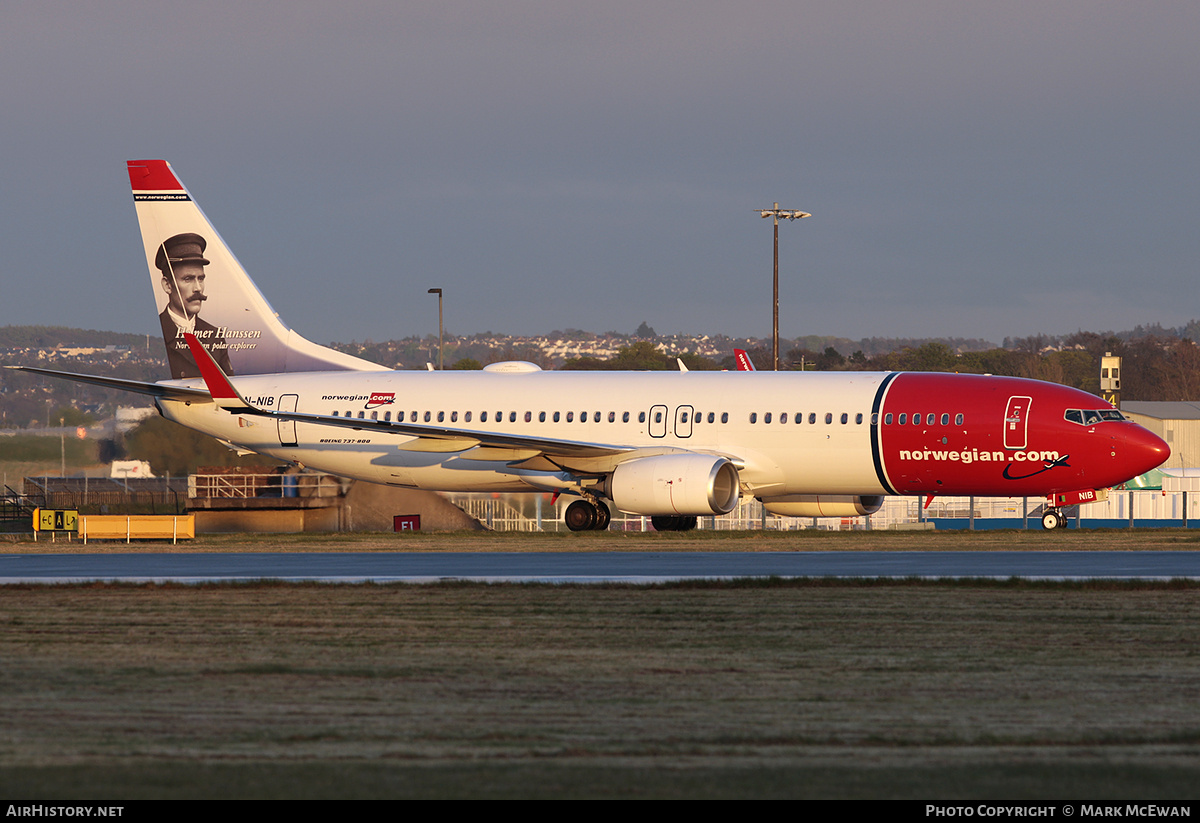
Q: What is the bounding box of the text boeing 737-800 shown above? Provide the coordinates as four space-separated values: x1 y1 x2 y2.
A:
9 160 1169 531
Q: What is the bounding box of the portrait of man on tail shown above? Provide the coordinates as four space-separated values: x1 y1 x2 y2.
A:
156 232 233 379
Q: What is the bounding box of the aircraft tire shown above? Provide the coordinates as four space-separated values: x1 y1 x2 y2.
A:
593 501 611 531
1041 510 1062 530
650 515 677 531
565 500 598 532
651 515 698 532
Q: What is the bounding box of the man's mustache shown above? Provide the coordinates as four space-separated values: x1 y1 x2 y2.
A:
184 293 208 302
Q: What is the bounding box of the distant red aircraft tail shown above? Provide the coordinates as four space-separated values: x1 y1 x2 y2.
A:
734 349 756 371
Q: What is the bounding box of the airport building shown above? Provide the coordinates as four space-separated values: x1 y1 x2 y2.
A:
1121 401 1200 472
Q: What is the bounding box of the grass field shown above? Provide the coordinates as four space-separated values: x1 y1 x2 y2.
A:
2 574 1199 798
0 435 97 465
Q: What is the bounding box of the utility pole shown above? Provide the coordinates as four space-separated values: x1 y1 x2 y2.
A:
427 288 443 370
755 203 810 370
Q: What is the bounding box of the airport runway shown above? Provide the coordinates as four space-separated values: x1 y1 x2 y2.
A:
2 550 1200 583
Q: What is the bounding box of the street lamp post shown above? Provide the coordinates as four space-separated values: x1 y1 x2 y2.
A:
427 288 443 370
755 203 810 370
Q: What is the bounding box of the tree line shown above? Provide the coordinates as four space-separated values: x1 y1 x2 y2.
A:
563 332 1200 402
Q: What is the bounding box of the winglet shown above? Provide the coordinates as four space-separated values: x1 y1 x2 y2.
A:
183 333 253 411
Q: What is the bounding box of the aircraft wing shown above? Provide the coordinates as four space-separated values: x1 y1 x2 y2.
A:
6 365 212 402
181 334 636 463
247 406 716 474
253 405 633 458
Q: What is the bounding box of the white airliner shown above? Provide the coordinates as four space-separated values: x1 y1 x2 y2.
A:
11 160 1169 531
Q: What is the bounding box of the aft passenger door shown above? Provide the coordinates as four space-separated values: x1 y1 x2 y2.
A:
278 394 299 447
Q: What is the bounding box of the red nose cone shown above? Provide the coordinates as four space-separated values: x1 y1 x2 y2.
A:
1125 424 1170 478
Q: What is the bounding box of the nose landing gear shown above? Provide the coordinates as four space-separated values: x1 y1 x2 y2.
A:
1041 509 1064 530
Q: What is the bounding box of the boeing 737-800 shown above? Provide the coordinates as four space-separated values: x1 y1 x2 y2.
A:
10 160 1169 531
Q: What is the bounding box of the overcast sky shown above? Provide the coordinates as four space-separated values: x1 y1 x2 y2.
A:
2 2 1198 346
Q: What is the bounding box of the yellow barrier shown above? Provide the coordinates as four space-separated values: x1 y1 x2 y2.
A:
79 515 195 544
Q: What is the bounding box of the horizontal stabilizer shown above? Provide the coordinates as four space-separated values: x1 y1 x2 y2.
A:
6 365 211 402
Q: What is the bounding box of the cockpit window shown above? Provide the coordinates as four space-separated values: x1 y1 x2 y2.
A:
1065 408 1125 426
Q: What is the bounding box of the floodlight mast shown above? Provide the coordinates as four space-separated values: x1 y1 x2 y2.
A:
756 204 810 371
427 288 443 370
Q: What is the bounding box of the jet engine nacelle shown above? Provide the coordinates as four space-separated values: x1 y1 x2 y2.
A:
759 494 884 518
607 454 740 516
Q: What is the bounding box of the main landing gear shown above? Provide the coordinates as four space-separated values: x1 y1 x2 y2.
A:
562 500 700 532
651 515 698 532
565 499 612 532
1041 509 1065 530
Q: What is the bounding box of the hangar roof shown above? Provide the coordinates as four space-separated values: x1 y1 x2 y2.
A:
1122 401 1200 421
